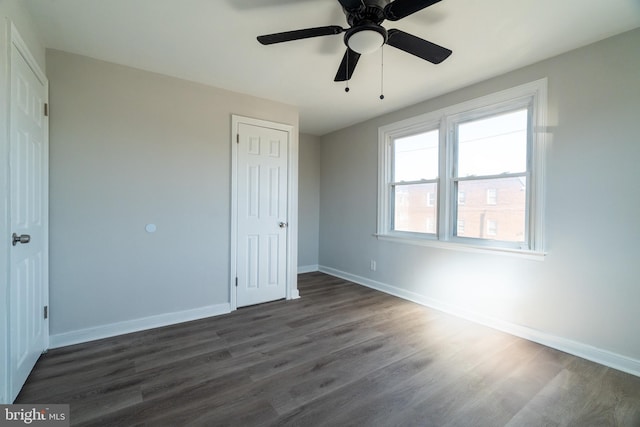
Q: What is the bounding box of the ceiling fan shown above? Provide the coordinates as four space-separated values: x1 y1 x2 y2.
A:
257 0 452 83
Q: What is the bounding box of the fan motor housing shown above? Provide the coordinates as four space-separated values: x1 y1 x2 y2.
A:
345 0 390 26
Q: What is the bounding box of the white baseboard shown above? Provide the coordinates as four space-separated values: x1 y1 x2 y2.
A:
318 265 640 378
298 264 319 274
49 303 231 349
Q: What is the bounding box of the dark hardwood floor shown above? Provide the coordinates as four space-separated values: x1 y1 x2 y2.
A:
17 272 640 426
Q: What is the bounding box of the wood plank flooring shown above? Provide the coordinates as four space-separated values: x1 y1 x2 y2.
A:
16 272 640 426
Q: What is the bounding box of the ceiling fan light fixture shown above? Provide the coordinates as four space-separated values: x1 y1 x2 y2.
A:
346 25 387 54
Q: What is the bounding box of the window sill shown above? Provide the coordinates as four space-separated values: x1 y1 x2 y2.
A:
373 233 547 261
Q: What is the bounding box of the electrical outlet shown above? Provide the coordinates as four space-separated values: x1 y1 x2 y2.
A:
370 260 377 271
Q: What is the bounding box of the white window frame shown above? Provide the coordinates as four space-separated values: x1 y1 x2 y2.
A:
377 79 547 259
486 188 497 205
426 192 435 207
458 191 465 205
426 217 436 234
486 219 498 236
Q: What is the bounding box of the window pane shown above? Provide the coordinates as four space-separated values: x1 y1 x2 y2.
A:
394 183 437 234
393 130 439 182
457 109 527 177
456 177 526 242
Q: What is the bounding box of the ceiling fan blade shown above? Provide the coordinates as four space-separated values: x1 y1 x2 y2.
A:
386 29 452 64
334 48 361 81
257 26 344 45
384 0 441 21
337 0 364 12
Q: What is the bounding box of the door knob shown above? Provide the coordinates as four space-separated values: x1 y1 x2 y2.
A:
12 233 30 246
279 222 288 228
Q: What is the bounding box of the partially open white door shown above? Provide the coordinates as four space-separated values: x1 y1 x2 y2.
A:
232 118 293 308
7 24 49 402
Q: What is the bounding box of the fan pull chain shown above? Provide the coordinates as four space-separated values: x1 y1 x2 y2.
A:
380 45 385 100
345 49 350 93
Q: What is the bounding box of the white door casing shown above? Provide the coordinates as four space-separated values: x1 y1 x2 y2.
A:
7 23 49 403
231 116 298 309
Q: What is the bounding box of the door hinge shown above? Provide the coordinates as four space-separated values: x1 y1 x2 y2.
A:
235 277 238 287
236 134 239 144
44 103 48 117
44 306 48 319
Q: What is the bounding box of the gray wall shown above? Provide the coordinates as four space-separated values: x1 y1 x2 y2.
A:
0 0 46 403
47 50 298 338
298 133 321 270
319 28 640 365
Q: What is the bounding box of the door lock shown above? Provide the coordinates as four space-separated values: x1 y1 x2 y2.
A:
12 233 31 246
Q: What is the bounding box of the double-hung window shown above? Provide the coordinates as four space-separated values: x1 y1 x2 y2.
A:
391 128 439 234
377 79 547 256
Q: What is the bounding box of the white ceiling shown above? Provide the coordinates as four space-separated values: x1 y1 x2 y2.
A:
25 0 640 135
